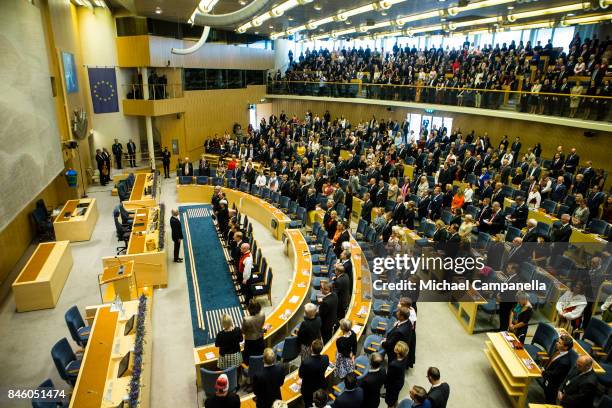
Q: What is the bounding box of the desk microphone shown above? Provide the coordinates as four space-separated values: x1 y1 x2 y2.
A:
114 255 125 275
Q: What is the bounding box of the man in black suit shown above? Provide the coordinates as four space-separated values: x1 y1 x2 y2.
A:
382 307 412 362
551 214 573 242
334 373 364 408
375 180 388 207
427 367 450 408
161 147 171 178
445 224 461 258
557 355 598 408
551 176 568 202
563 148 580 174
381 212 395 243
581 160 595 187
95 149 107 186
361 193 374 223
507 196 528 229
392 197 407 224
112 139 123 169
181 157 194 176
497 263 520 331
298 339 329 408
359 353 386 408
318 281 338 343
540 334 573 404
476 197 493 233
170 209 183 263
522 219 539 242
333 264 351 319
483 202 505 235
479 180 493 202
253 348 285 408
490 182 505 206
429 186 444 220
127 138 137 167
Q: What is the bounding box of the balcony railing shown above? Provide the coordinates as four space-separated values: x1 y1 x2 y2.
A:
266 80 612 123
123 83 183 101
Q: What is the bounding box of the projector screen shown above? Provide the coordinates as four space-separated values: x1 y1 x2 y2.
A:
0 0 65 232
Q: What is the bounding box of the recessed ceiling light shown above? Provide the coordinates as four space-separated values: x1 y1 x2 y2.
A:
318 28 324 31
155 6 162 14
507 5 514 9
313 2 322 11
269 25 274 28
254 31 259 34
345 20 351 25
440 18 446 21
239 0 247 5
288 16 294 21
381 10 387 16
567 13 575 16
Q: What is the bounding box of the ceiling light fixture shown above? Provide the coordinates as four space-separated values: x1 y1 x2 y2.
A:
562 13 612 25
197 0 219 13
313 2 322 11
507 2 589 22
448 0 513 16
239 0 247 4
237 0 311 33
92 0 106 7
155 6 162 14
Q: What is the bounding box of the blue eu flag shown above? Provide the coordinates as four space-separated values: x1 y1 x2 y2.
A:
88 67 119 114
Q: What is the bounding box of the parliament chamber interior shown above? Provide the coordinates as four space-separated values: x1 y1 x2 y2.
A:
2 0 612 407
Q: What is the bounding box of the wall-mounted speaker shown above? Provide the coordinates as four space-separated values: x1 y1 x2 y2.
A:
584 131 595 138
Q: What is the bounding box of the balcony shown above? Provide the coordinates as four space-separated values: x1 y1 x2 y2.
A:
122 83 185 117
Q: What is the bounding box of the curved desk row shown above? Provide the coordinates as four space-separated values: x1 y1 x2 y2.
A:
194 229 312 378
240 238 372 407
176 182 291 240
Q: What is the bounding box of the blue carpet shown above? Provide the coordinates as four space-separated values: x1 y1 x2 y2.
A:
180 205 243 347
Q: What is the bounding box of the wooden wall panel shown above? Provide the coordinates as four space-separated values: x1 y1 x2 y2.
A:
182 85 266 158
116 35 151 67
271 99 612 177
122 98 186 116
154 114 186 171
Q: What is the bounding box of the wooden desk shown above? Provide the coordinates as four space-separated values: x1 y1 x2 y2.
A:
176 184 291 240
529 405 562 408
101 206 167 289
69 298 153 408
12 241 73 312
448 289 487 334
484 332 542 408
53 198 99 242
194 229 312 378
557 328 605 374
99 261 138 302
239 239 372 406
124 173 157 210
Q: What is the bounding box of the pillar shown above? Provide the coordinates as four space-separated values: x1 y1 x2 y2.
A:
141 68 156 170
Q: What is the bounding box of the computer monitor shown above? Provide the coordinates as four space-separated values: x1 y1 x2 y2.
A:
124 315 135 336
117 351 132 378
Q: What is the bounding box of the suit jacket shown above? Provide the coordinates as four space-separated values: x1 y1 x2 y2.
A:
334 230 350 257
392 202 407 224
319 292 338 333
127 141 136 154
522 228 538 242
428 383 450 408
170 216 183 241
542 352 572 397
359 369 387 408
429 194 444 219
551 183 567 202
253 365 285 408
383 320 412 359
334 273 351 316
511 204 529 229
490 190 505 206
552 223 572 242
488 210 505 235
182 162 194 176
298 354 329 398
361 200 374 222
559 368 598 408
334 387 364 408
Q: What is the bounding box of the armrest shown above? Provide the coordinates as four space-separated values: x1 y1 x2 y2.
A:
355 363 366 369
332 386 341 393
353 369 363 376
328 394 336 401
241 363 248 369
536 351 548 356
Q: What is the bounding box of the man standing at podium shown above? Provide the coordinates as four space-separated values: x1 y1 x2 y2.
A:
170 209 183 263
127 138 137 167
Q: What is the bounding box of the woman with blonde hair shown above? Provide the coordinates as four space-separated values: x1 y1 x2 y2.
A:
334 319 357 380
387 226 404 252
214 314 243 369
388 177 399 202
459 214 475 242
385 340 409 407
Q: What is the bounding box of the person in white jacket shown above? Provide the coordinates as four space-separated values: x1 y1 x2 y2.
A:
556 281 588 332
255 171 267 188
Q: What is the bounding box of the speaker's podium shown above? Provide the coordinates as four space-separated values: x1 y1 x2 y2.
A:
99 261 137 302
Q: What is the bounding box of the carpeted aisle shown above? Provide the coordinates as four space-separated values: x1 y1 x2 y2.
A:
180 205 243 347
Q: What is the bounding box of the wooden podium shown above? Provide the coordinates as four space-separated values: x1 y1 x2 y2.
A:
99 261 137 302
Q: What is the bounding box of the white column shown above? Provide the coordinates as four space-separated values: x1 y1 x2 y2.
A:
141 68 156 170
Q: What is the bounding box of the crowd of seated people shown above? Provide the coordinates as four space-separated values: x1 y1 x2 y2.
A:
195 107 610 406
270 33 611 121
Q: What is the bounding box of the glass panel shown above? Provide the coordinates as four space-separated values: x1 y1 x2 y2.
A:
535 28 553 48
442 117 454 135
246 70 265 85
409 113 421 142
227 70 243 89
206 69 227 89
184 68 206 91
432 116 443 133
552 26 575 49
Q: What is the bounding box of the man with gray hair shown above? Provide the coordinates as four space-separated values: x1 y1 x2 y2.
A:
522 218 539 242
551 214 573 242
239 242 253 305
557 355 597 407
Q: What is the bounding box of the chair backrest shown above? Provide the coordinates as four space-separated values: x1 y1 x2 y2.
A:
200 366 238 396
584 318 612 349
272 191 281 204
312 222 321 236
505 226 521 242
261 187 270 199
441 210 453 225
279 196 290 208
477 232 491 249
296 206 306 222
264 267 273 289
65 305 86 345
179 176 193 185
531 323 559 356
336 202 346 219
240 181 250 192
541 199 557 214
555 204 569 218
247 355 265 380
589 219 609 235
365 226 377 242
536 222 551 237
212 177 223 186
32 379 56 408
356 218 368 235
519 262 536 282
280 336 300 361
51 338 75 382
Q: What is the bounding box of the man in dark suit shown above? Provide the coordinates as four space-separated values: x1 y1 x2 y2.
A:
334 373 364 408
563 148 580 174
112 139 123 169
181 157 194 176
581 161 595 187
483 202 505 235
392 197 407 224
507 196 528 229
540 334 573 403
170 209 183 263
382 307 412 362
427 367 450 408
522 219 539 242
551 176 568 202
428 186 444 220
375 180 388 207
161 147 171 178
557 355 598 408
318 281 338 343
551 214 573 242
127 138 136 167
497 263 520 331
253 348 285 408
95 149 108 186
359 353 386 408
298 339 329 408
333 264 351 319
479 180 493 202
445 224 461 258
490 182 505 206
361 193 374 223
511 137 521 164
